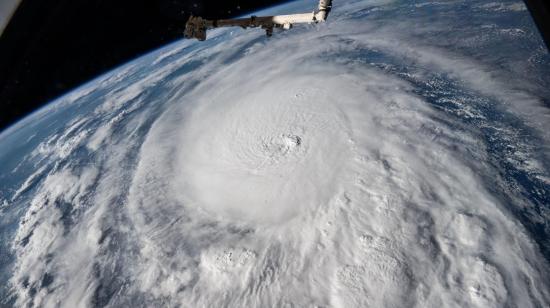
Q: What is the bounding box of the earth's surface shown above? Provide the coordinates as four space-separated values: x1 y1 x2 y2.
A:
1 0 550 306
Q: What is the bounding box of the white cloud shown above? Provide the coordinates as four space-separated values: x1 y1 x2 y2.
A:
6 0 550 306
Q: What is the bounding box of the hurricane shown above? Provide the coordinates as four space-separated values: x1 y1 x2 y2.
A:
0 0 549 307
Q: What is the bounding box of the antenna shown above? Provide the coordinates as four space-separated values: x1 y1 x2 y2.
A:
184 0 332 41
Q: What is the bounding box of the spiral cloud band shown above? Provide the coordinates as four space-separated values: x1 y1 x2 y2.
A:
1 0 549 307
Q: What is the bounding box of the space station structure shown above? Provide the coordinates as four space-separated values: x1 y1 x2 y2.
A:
184 0 332 41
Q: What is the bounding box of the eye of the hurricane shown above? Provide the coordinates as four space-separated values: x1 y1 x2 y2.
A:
266 134 302 154
250 134 304 171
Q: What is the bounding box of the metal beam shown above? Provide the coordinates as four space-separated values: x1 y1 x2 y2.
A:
185 0 332 41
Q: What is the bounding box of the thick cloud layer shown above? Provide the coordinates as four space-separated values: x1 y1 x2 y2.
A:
1 0 549 307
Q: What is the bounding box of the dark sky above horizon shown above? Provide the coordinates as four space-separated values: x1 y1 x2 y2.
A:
0 0 285 132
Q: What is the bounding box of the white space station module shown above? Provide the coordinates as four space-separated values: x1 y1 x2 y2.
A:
184 0 332 41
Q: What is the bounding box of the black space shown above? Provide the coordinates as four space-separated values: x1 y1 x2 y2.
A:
0 0 285 132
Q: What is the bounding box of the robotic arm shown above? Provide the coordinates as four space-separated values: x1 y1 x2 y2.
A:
184 0 332 41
